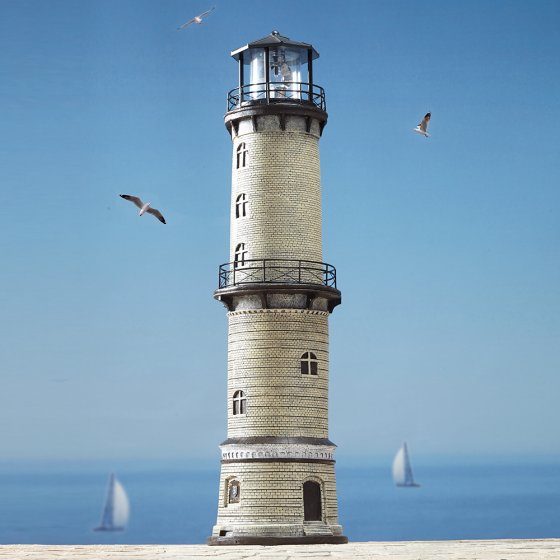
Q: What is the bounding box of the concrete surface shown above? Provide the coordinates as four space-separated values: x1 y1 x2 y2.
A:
1 539 559 559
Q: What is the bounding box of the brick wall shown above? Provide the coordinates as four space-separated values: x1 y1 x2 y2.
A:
227 309 329 439
229 115 323 263
212 462 343 537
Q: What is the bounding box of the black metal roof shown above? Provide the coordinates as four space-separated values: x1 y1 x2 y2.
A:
231 31 319 61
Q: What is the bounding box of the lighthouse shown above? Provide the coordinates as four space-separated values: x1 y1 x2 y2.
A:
208 31 347 546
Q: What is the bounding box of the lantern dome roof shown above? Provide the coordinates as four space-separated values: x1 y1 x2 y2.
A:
231 31 319 61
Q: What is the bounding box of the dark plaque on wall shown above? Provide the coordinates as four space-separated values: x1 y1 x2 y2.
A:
228 480 240 504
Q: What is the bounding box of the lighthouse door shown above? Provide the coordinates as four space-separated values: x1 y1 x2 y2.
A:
303 481 322 521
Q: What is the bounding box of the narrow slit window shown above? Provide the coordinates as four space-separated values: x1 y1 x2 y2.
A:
300 352 318 375
236 193 247 218
236 143 248 169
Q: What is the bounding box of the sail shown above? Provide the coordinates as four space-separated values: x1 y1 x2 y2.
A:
392 446 407 485
95 473 129 531
392 443 419 487
111 478 130 529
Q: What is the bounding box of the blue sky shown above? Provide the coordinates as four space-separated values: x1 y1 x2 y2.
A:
1 0 559 465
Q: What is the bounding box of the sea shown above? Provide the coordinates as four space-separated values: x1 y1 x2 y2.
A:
1 459 559 544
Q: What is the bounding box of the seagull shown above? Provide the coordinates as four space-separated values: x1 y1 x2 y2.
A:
119 194 166 224
177 7 215 29
413 112 431 137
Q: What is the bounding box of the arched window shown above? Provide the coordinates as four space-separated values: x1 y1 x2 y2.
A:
236 143 248 169
300 352 318 375
234 243 247 267
233 390 246 415
236 193 247 218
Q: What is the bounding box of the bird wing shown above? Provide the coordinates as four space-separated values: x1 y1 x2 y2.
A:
146 207 166 224
198 7 215 18
120 194 144 209
178 18 196 29
418 112 431 132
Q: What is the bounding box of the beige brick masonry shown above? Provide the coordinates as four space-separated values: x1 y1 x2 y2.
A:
226 309 329 439
230 116 323 264
212 461 342 538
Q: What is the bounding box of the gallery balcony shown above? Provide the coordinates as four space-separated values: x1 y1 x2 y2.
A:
214 258 341 312
227 82 326 112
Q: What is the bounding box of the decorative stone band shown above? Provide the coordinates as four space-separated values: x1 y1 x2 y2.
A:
227 308 329 318
219 436 337 464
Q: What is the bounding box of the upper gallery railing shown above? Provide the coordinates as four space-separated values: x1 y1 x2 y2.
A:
227 82 326 112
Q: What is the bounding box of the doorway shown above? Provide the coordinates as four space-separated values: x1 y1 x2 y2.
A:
303 480 322 521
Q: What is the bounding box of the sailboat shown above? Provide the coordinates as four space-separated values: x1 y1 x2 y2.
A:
94 473 130 531
392 442 420 487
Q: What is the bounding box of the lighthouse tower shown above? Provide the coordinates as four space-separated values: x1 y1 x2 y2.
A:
209 32 347 546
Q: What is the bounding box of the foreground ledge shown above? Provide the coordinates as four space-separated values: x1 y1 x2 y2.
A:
1 540 559 559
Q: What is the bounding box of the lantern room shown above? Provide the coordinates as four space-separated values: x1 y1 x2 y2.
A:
227 31 325 111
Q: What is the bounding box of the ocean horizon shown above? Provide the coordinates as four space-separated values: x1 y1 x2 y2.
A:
1 457 559 544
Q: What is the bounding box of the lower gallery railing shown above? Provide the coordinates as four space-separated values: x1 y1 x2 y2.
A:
218 259 337 289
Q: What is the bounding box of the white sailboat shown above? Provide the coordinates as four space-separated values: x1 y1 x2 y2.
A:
94 473 130 531
392 442 420 487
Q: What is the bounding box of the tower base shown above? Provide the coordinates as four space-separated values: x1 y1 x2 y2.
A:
208 535 348 546
208 520 347 546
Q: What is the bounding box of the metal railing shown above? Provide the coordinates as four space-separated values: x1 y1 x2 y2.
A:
218 259 336 289
227 82 326 112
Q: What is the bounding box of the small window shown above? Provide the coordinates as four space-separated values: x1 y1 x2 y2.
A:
301 352 318 375
236 193 247 218
233 390 246 415
228 480 240 504
236 143 248 169
234 243 247 267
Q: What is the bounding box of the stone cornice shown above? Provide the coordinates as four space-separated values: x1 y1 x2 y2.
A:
227 308 329 317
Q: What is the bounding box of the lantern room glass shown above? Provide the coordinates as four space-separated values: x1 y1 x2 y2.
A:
241 46 310 103
268 46 306 100
243 48 264 101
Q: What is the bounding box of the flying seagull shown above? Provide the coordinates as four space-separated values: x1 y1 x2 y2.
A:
413 112 431 137
119 194 166 224
177 7 215 29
